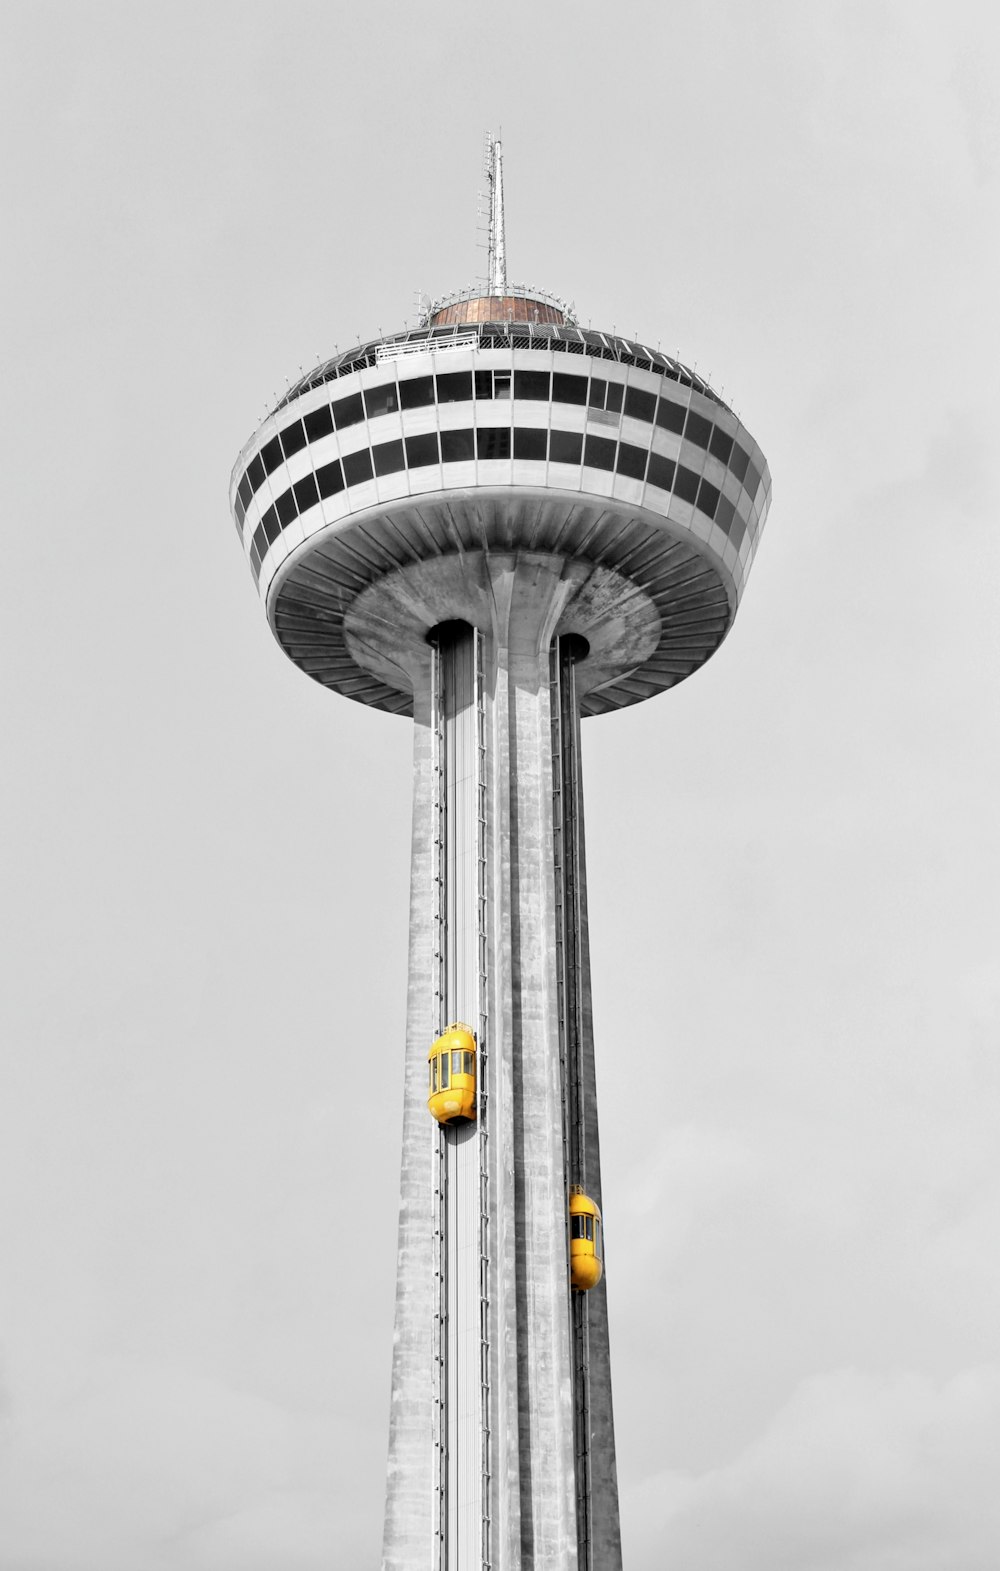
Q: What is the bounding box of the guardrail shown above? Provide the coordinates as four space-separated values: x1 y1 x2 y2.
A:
376 334 478 365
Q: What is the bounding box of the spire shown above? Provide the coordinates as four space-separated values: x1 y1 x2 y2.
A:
485 133 506 295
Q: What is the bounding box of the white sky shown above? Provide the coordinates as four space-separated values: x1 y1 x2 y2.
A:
1 3 997 1568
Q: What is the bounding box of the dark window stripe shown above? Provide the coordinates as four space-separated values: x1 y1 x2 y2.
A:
304 404 334 442
552 371 588 405
674 466 699 505
373 438 405 476
584 434 616 471
477 427 511 460
697 477 720 519
441 428 475 461
405 431 440 467
316 459 344 498
342 448 374 486
684 410 713 449
275 489 297 526
624 387 656 423
616 441 647 480
647 452 676 493
293 473 319 513
549 429 582 465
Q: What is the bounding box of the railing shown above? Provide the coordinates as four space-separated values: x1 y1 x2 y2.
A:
376 334 477 364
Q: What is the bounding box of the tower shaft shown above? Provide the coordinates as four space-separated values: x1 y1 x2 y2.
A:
382 560 621 1570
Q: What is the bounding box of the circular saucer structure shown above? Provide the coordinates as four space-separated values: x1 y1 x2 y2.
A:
229 304 771 716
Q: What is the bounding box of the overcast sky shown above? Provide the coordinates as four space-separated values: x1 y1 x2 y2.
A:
1 3 998 1568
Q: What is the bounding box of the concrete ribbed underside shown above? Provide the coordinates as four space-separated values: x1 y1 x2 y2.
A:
268 489 735 717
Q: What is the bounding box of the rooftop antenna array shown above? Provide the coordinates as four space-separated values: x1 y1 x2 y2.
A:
484 131 506 295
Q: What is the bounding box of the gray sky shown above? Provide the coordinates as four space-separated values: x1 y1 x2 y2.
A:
1 3 997 1567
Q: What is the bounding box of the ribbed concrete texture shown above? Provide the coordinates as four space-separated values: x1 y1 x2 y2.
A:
382 559 620 1571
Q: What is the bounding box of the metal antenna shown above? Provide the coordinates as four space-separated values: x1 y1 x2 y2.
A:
484 132 507 296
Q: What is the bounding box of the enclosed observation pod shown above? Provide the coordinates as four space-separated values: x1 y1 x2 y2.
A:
427 1022 477 1125
569 1187 603 1292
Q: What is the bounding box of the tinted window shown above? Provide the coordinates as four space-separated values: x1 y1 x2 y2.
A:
280 420 308 460
716 493 736 534
437 371 473 403
364 382 398 419
399 375 434 409
605 382 623 414
743 460 761 498
235 494 246 525
342 448 374 486
331 392 364 430
373 439 405 476
440 1055 449 1089
249 540 263 575
477 427 511 460
247 454 266 493
550 429 582 465
304 404 334 442
261 435 283 475
276 488 298 526
513 427 547 461
647 453 676 493
624 386 656 423
251 521 268 560
441 428 475 461
405 431 440 468
514 369 550 400
674 465 699 505
237 473 253 510
552 372 587 405
729 443 750 482
316 458 344 498
571 1217 586 1239
463 1051 474 1075
260 504 280 545
584 435 616 471
697 477 720 519
730 513 748 551
617 441 647 480
685 410 713 450
655 397 685 434
451 1050 462 1075
709 426 734 464
493 372 511 399
588 377 607 409
293 473 319 513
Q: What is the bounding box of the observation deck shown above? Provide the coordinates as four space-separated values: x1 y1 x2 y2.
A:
230 311 771 717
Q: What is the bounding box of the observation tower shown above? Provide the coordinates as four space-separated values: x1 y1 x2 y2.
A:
228 138 771 1571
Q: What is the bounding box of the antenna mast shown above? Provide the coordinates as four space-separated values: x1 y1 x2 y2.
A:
485 133 506 296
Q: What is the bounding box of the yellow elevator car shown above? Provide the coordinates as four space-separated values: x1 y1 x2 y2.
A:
427 1023 477 1124
569 1186 603 1291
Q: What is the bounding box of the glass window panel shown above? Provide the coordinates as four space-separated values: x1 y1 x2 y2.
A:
247 454 266 493
275 488 298 526
293 473 319 513
715 493 736 534
280 420 308 460
617 441 647 480
571 1217 586 1239
709 426 734 464
237 473 254 510
624 386 656 423
513 427 547 461
431 1058 438 1090
437 371 473 404
728 443 750 482
474 369 493 400
261 435 283 475
342 448 373 486
331 392 364 430
304 404 334 442
647 452 676 493
316 458 344 498
373 439 405 476
477 427 511 460
399 375 434 409
441 1055 450 1088
674 465 699 505
251 521 268 560
234 494 246 526
550 429 582 465
249 541 262 575
684 410 713 449
451 1050 462 1075
552 371 587 405
595 1220 602 1257
585 1216 594 1240
584 434 616 471
440 428 475 461
405 431 440 468
493 372 511 399
697 477 720 519
588 376 607 410
604 382 624 414
655 397 685 434
730 513 748 551
514 369 550 400
743 460 761 497
364 382 398 419
463 1051 474 1075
